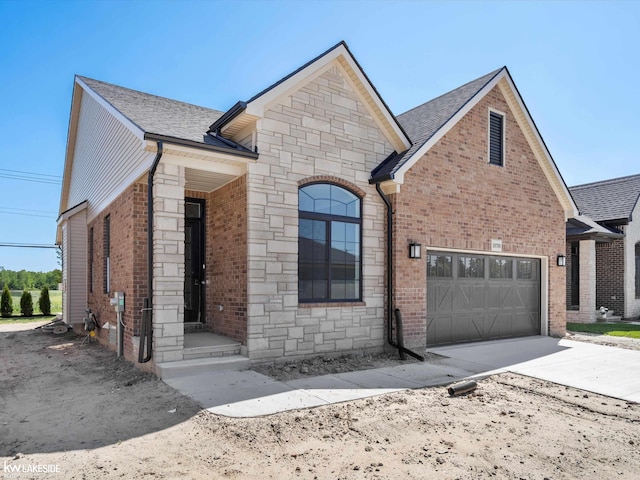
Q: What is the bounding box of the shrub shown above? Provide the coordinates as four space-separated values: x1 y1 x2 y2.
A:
20 290 33 317
1 285 13 318
39 286 51 315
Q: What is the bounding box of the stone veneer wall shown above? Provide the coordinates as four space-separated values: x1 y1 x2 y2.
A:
151 162 185 364
390 85 567 346
246 65 394 361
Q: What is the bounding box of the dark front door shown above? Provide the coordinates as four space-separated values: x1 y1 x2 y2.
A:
185 199 205 323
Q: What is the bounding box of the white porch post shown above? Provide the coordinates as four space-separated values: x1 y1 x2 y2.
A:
152 163 185 363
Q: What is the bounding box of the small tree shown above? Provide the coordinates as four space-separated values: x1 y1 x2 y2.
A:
20 290 33 317
1 285 13 318
39 286 51 316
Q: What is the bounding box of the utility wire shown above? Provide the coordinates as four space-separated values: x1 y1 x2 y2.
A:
0 168 62 185
0 243 58 249
0 207 58 219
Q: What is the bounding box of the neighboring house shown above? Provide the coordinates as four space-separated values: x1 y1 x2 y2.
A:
57 41 577 376
567 174 640 321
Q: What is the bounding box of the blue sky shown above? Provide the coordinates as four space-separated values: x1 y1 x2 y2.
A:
1 0 638 272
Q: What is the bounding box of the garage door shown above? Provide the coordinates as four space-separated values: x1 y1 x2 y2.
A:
426 251 540 346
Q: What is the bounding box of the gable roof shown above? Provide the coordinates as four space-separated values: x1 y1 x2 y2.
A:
209 41 412 153
76 76 254 155
371 68 503 181
570 174 640 224
369 66 578 219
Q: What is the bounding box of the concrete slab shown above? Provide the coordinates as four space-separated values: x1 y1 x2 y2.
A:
207 389 327 417
429 336 640 403
163 335 640 418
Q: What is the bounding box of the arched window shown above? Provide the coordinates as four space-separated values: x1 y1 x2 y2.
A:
298 183 361 302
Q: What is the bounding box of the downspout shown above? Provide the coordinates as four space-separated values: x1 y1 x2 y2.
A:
139 140 163 363
375 182 424 362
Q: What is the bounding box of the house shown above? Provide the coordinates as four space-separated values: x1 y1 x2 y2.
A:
57 41 577 376
567 174 640 322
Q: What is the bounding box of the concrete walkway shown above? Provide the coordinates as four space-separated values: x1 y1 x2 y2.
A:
163 336 640 418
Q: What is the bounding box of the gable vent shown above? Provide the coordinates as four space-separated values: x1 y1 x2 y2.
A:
489 111 504 166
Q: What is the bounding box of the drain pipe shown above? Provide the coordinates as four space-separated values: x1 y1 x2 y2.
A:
139 140 163 363
375 183 424 362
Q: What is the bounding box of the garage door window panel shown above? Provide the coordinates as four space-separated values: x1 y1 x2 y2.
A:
490 258 513 279
459 256 485 279
427 254 453 277
517 260 535 280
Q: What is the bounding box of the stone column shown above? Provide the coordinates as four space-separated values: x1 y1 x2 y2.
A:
579 239 596 323
152 163 185 363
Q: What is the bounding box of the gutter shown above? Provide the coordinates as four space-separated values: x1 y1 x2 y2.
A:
139 140 163 363
374 183 424 362
144 133 258 159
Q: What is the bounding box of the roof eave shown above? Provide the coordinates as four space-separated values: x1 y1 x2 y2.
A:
144 133 258 159
207 101 247 133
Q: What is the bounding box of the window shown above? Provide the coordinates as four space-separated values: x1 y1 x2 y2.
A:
489 258 512 279
298 184 361 302
103 215 110 294
427 254 453 277
458 256 485 278
636 243 640 298
489 110 505 166
89 227 94 293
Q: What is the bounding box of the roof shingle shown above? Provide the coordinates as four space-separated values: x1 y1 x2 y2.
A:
77 76 239 150
570 174 640 224
371 68 503 181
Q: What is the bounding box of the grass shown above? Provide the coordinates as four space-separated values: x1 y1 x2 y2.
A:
567 322 640 339
0 315 56 325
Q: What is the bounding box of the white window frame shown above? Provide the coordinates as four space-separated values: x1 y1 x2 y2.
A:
488 108 506 167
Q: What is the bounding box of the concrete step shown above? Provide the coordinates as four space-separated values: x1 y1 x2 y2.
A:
156 355 250 380
183 342 241 361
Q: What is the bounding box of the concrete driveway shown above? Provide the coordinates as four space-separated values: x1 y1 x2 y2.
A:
163 335 640 418
428 336 640 403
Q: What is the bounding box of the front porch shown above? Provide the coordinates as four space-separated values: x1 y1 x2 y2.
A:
149 142 254 374
566 217 625 323
156 331 250 379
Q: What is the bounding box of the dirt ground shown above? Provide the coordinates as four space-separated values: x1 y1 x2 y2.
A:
1 323 639 479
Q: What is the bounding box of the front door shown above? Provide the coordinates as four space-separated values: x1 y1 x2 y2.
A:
185 198 205 323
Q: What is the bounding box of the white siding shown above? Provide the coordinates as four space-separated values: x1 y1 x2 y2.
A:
625 202 640 318
62 210 88 324
66 91 155 223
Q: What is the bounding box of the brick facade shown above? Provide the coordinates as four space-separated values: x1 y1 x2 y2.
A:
596 238 625 316
390 85 567 346
87 181 148 366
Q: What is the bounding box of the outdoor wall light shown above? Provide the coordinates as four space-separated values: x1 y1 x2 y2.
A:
557 254 566 267
409 242 422 259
